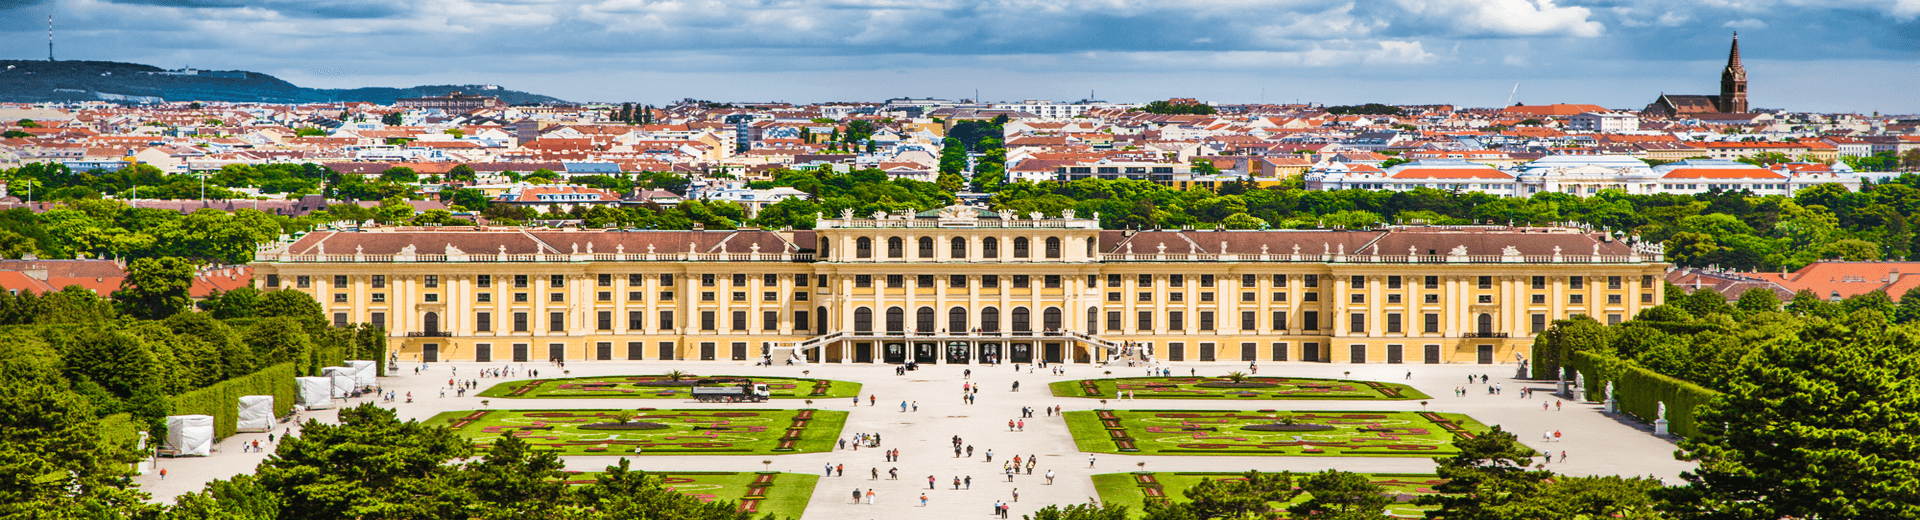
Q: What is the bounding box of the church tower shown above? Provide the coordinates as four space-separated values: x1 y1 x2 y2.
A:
1718 33 1748 113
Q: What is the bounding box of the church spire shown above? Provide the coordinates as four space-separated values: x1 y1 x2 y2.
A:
1718 33 1748 113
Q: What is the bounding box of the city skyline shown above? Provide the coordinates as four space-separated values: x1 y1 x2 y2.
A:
0 0 1916 112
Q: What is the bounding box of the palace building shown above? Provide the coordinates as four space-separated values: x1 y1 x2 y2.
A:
249 205 1667 366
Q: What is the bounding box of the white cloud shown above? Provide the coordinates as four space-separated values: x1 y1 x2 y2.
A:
1503 54 1528 65
1656 12 1692 26
1723 18 1768 29
1390 0 1604 37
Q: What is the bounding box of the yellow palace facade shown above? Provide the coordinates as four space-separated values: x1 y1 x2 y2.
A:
250 205 1666 366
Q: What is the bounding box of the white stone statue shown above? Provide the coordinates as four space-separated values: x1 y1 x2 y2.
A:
1409 245 1418 255
1553 245 1562 255
498 245 507 255
317 243 325 256
1156 243 1166 254
1606 382 1615 401
1657 401 1667 421
1292 244 1301 255
570 243 579 254
1593 243 1601 256
445 244 464 255
399 244 416 255
840 208 855 220
874 210 889 220
356 245 364 255
1449 245 1468 256
1502 245 1521 256
751 243 761 253
647 244 655 254
617 244 626 254
1062 209 1076 219
1028 211 1042 220
586 242 594 254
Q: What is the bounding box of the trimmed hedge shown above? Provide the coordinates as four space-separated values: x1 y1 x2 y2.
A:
169 363 297 439
1569 351 1718 439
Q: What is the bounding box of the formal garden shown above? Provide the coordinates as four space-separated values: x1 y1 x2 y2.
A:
560 471 818 519
1092 471 1445 518
1064 409 1489 457
428 408 847 455
477 372 862 399
1050 375 1429 400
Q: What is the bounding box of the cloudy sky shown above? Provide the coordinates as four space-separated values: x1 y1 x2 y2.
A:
2 0 1917 112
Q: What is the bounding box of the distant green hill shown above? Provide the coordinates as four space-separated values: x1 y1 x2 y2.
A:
0 60 567 105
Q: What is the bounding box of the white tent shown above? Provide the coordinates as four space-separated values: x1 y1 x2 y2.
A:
236 395 274 432
164 415 214 457
296 377 333 409
321 367 355 397
346 360 377 388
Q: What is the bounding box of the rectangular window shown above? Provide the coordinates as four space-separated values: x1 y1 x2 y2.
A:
598 274 613 287
1170 311 1185 330
598 291 611 301
1424 275 1438 289
733 274 747 286
1532 275 1546 290
1241 311 1256 331
1108 274 1121 286
817 275 827 287
1642 275 1654 287
370 293 385 303
1302 311 1319 330
1045 275 1061 288
856 275 872 288
1387 313 1402 333
1570 294 1585 304
1198 311 1214 331
1242 274 1257 287
333 312 347 327
1350 275 1365 289
1013 275 1030 288
702 274 716 286
795 273 810 287
371 275 386 288
1350 344 1368 364
550 274 565 287
629 311 644 330
661 274 675 286
514 275 528 288
731 311 747 331
1273 292 1287 302
764 311 779 331
887 275 904 288
764 274 778 286
1643 293 1655 303
1199 292 1214 302
1241 292 1255 302
1303 274 1318 288
513 312 528 332
658 341 676 360
1200 274 1214 287
371 312 386 330
1609 294 1623 304
1477 294 1493 304
1531 314 1547 333
628 341 645 360
549 312 565 332
597 311 612 330
1424 294 1439 304
1303 292 1318 302
1387 275 1401 289
266 274 281 288
1138 292 1152 302
478 274 491 288
334 293 348 303
1608 313 1623 326
1350 313 1366 333
795 292 808 301
918 274 934 287
1424 313 1439 333
659 310 674 330
1388 294 1402 304
951 275 967 288
629 291 644 301
1137 311 1153 331
1272 342 1288 361
1107 311 1121 331
1273 311 1288 331
1273 274 1287 286
1477 276 1492 289
982 275 999 288
629 274 645 286
764 291 778 301
550 292 564 302
1608 276 1623 289
1087 275 1099 288
1170 292 1184 302
1138 274 1153 287
333 275 348 289
1351 293 1365 304
700 311 716 330
795 311 810 330
1570 276 1585 289
468 312 486 332
1532 294 1546 304
1108 292 1122 302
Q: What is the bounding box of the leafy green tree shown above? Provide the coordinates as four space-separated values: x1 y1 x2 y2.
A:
1418 425 1552 519
448 164 478 182
251 404 472 519
446 188 492 212
0 228 39 259
204 286 262 319
378 167 418 183
1734 288 1780 313
0 381 152 517
1897 286 1920 324
1175 470 1298 520
575 458 763 520
1026 501 1133 520
458 434 570 519
380 113 403 126
1536 475 1664 519
113 256 196 320
255 289 324 324
375 197 417 223
1287 470 1388 519
1665 313 1920 520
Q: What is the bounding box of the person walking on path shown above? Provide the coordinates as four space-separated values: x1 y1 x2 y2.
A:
1088 455 1096 468
866 489 875 505
930 476 937 489
921 493 928 507
891 467 899 480
953 476 961 490
1045 470 1055 484
1560 451 1568 463
873 468 880 480
1012 488 1019 502
852 488 861 503
965 476 973 489
836 464 844 477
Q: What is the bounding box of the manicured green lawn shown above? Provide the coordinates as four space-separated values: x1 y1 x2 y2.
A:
427 408 847 455
1050 377 1430 400
1064 409 1488 457
560 471 817 520
478 375 862 400
1092 471 1443 519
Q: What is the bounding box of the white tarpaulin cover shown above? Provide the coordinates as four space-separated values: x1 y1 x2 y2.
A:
165 415 214 457
347 360 377 387
296 377 332 409
236 395 273 432
322 367 355 397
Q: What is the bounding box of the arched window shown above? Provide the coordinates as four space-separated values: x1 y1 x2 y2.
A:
854 307 873 332
1087 238 1096 257
1013 237 1030 258
1012 307 1031 332
1087 307 1099 332
819 240 830 257
887 237 904 258
983 237 999 258
1045 237 1062 259
1043 307 1062 331
856 237 873 259
982 307 1001 332
423 312 440 334
917 306 936 332
951 237 967 259
1477 313 1494 334
918 237 935 258
816 306 828 333
886 307 905 333
949 307 968 332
